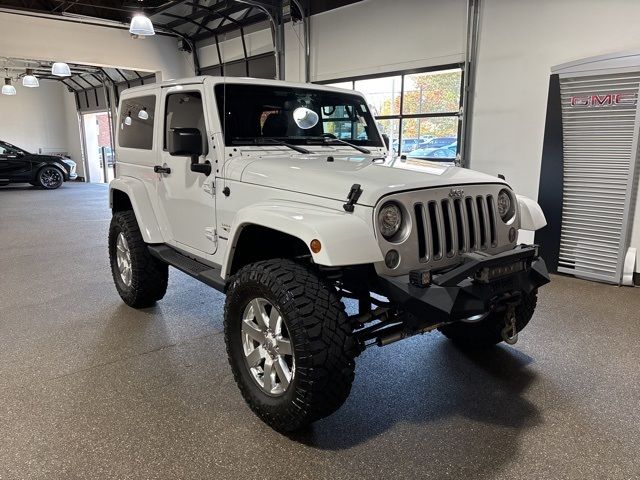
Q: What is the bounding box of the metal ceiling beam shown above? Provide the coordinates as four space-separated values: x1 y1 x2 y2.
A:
235 0 284 79
162 1 248 29
171 4 251 76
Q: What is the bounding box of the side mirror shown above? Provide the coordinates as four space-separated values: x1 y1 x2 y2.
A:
382 133 390 149
168 127 202 157
168 127 211 176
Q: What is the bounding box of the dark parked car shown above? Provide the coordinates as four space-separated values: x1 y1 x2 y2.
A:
0 140 77 189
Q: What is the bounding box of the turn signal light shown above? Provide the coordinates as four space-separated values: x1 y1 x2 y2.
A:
310 239 321 253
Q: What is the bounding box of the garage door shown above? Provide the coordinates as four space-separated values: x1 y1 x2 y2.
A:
558 71 640 283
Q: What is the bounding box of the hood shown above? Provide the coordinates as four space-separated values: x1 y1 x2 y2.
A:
27 154 66 163
240 153 507 206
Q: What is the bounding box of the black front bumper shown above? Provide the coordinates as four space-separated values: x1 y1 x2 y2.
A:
377 245 550 325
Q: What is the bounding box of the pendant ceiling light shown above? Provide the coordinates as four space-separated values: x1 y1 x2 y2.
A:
52 62 71 77
124 112 133 126
138 107 149 120
22 69 39 87
129 14 155 36
2 78 16 96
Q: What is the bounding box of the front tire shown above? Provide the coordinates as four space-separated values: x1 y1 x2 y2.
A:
439 291 538 349
108 210 168 308
37 166 64 190
224 259 357 432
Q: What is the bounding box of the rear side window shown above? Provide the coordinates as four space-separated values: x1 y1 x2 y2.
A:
118 95 156 150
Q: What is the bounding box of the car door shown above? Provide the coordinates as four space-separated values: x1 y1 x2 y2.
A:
155 85 217 255
0 144 31 180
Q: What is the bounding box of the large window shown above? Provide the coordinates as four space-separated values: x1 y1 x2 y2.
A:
323 66 462 161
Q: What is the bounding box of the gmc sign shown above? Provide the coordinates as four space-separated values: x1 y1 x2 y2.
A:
569 92 638 107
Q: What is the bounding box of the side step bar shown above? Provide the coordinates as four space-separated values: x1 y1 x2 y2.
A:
148 244 226 293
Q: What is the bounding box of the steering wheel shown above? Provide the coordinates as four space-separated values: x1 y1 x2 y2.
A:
322 133 337 139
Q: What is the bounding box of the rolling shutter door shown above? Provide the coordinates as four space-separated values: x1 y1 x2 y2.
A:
558 72 640 283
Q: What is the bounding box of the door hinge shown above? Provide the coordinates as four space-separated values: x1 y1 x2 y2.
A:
203 182 215 196
204 227 217 242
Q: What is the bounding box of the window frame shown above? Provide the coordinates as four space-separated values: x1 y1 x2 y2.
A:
163 90 205 151
213 83 383 146
317 63 464 159
117 94 156 151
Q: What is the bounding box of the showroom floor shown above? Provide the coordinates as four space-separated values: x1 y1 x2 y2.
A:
0 182 638 479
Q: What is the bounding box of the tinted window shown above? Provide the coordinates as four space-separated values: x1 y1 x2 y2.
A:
118 95 156 150
215 84 381 146
164 91 207 154
0 142 26 156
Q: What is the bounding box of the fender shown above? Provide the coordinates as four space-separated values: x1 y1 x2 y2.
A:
109 177 164 243
34 161 69 179
517 194 547 231
222 201 384 277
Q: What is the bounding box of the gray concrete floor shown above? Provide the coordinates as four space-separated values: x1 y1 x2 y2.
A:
1 182 639 480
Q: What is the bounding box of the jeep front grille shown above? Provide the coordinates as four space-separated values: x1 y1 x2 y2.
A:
413 195 498 261
374 185 519 276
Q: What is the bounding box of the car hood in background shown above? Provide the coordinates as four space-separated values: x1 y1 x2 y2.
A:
239 153 507 206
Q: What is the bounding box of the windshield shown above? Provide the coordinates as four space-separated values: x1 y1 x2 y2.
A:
215 84 382 147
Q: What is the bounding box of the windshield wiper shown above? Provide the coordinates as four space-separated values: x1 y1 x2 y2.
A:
306 136 371 154
232 137 311 154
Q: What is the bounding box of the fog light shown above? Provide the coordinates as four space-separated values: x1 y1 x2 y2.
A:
384 249 400 269
409 269 431 288
509 227 517 243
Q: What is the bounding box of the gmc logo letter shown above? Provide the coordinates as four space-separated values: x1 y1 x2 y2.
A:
570 92 638 107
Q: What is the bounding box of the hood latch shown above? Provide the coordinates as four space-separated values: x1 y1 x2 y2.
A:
343 183 363 212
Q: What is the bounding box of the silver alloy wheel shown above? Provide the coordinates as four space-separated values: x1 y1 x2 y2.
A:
115 232 133 287
241 298 294 396
41 168 63 188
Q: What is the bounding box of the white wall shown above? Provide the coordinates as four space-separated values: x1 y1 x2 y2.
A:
290 0 466 82
0 81 69 155
470 0 640 272
0 12 192 80
197 0 467 82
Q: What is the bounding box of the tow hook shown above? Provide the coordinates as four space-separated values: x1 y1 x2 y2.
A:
501 305 518 345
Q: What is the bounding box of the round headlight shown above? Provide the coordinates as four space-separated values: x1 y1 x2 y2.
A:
378 202 402 239
497 189 515 222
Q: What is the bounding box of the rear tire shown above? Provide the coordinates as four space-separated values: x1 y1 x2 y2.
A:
108 210 168 308
224 259 357 432
37 166 64 190
439 291 538 349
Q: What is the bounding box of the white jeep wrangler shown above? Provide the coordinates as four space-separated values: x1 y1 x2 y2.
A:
108 76 550 431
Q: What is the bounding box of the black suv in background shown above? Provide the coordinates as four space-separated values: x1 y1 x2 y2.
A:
0 140 77 189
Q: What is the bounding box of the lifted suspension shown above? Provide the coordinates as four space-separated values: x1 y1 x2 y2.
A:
346 290 444 349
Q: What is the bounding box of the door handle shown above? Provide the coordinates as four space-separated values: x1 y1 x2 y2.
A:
154 165 171 174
